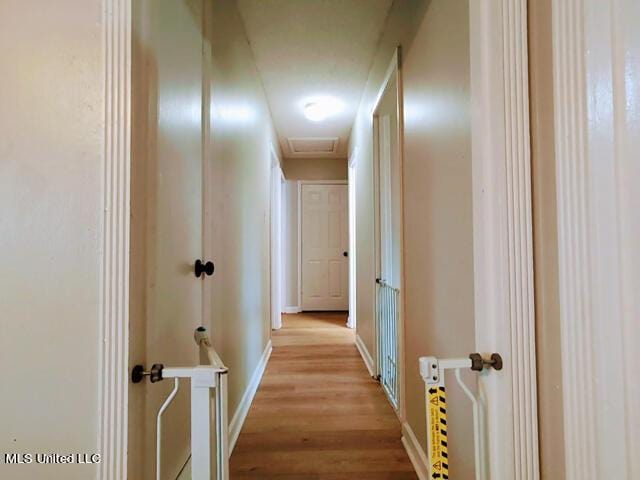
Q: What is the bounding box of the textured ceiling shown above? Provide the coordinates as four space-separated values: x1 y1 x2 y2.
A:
237 0 394 159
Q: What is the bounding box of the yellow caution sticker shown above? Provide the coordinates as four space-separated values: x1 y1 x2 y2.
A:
427 386 448 479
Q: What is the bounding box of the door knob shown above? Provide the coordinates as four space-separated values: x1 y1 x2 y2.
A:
343 251 348 257
195 259 215 278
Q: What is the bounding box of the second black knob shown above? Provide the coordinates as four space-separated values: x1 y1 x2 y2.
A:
195 259 215 278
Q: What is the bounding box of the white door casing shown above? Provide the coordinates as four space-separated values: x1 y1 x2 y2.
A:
470 0 539 478
347 161 358 329
301 183 349 311
270 157 284 329
371 49 405 418
99 1 131 478
553 0 640 478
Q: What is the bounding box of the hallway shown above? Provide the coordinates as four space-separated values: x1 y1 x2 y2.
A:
230 313 418 479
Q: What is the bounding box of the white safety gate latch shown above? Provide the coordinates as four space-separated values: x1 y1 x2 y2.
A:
420 353 502 480
132 327 229 480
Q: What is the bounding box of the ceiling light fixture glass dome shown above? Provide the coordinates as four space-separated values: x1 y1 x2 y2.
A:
303 97 343 122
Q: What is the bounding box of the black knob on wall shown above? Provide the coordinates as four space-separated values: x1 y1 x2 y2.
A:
195 259 215 278
343 251 349 257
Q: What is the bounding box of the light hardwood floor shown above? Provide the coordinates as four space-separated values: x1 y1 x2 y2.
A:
229 312 418 479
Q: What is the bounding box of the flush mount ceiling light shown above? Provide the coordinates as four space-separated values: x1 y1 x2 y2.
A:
303 97 344 122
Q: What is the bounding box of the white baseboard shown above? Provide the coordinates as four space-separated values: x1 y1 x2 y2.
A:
401 421 430 480
282 306 301 314
228 339 273 453
355 334 375 378
346 315 355 329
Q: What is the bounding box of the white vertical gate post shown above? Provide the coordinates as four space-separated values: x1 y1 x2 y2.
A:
420 355 501 480
160 366 217 480
216 373 229 480
190 367 216 479
146 328 229 480
195 326 230 480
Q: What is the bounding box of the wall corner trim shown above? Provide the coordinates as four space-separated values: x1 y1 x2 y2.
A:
228 340 273 453
470 0 539 477
551 0 640 477
98 1 132 479
401 422 429 480
355 334 375 378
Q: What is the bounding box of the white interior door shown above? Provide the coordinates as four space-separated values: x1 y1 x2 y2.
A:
132 1 205 478
301 183 349 311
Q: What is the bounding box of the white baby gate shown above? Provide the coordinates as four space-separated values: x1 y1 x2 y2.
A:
419 353 502 480
376 278 400 408
131 326 229 480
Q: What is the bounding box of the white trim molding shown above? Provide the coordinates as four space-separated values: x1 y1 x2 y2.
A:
98 1 132 479
282 306 302 314
371 47 406 421
470 1 539 478
347 162 357 330
401 422 429 480
348 146 358 168
270 160 284 330
229 340 273 453
552 0 640 478
355 334 375 378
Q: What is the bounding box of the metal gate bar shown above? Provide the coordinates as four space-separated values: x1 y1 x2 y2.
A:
376 278 400 408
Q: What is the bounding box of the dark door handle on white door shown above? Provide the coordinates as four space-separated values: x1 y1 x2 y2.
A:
194 259 215 278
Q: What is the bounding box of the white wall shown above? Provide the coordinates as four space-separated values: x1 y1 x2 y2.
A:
282 157 347 181
350 0 475 477
402 2 474 477
0 1 105 478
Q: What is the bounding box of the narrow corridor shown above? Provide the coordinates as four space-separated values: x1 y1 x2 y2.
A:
230 313 417 479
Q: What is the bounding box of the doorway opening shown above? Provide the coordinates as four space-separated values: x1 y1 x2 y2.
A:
274 178 352 331
270 148 285 330
372 50 404 412
299 181 349 312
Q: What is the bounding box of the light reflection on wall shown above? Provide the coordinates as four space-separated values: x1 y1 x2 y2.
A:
158 91 202 130
404 94 467 131
215 103 257 125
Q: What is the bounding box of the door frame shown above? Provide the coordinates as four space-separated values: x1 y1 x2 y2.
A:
552 0 640 476
297 180 349 313
270 147 284 330
99 0 132 478
469 1 539 477
371 48 406 420
347 151 358 329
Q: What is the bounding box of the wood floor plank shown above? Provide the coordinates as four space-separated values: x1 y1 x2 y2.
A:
229 312 418 479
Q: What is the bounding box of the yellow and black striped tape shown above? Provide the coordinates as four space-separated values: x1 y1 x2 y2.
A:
427 386 448 479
